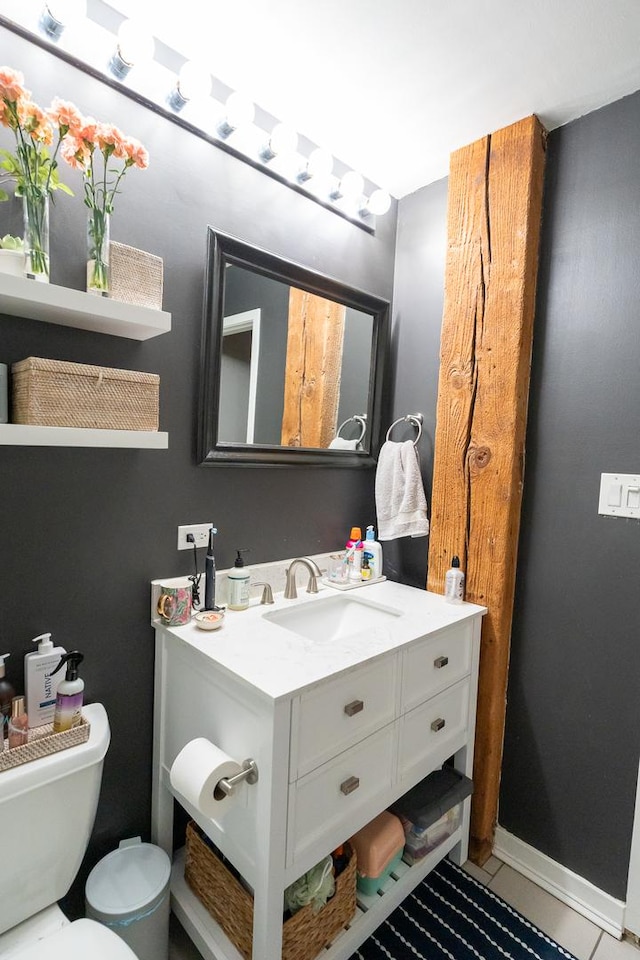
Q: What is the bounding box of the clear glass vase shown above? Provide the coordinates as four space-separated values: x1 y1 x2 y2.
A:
22 190 50 282
87 208 110 295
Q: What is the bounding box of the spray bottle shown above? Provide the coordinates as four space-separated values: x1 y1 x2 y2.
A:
51 652 84 732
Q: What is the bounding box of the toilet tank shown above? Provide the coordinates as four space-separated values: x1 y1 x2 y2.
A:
0 703 110 935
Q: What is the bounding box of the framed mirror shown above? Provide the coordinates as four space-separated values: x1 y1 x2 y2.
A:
198 229 389 466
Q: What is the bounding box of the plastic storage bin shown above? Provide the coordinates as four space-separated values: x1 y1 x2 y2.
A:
349 811 405 895
85 837 171 960
390 767 473 866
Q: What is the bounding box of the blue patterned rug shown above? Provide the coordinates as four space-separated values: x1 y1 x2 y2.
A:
350 857 579 960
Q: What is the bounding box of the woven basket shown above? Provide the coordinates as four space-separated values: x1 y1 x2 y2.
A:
109 241 163 310
0 716 90 773
184 821 357 960
11 357 159 431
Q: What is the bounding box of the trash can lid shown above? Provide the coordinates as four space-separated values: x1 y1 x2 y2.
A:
86 841 171 916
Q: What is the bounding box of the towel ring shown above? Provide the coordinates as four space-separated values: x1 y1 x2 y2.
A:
336 414 367 444
386 413 423 446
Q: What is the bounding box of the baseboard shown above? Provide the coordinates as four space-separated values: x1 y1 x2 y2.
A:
494 826 625 938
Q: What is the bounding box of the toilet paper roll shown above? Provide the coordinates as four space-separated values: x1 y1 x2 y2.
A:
169 738 243 820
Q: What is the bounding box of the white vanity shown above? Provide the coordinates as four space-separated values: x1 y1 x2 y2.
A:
151 569 485 960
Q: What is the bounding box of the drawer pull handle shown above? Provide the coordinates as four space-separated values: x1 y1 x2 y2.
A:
340 775 360 795
344 699 364 717
431 717 446 732
434 655 449 669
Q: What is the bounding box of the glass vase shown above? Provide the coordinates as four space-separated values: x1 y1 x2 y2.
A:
87 208 110 296
22 190 50 282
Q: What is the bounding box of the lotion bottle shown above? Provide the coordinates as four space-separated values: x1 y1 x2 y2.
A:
444 556 465 604
363 525 383 581
51 651 84 732
0 653 15 745
25 632 66 727
228 550 250 610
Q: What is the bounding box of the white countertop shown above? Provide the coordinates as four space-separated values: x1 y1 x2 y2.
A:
154 578 486 702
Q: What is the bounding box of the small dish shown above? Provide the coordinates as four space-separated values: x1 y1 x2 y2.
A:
194 610 225 631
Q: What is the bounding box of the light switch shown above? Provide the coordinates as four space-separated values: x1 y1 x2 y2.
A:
599 473 640 519
608 484 622 507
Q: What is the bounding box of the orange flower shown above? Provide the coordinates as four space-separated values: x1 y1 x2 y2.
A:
124 136 149 170
0 66 28 104
77 116 99 145
97 122 128 159
48 97 83 134
60 136 90 170
18 100 54 144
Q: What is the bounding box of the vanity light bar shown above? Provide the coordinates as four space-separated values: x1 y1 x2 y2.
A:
0 5 392 231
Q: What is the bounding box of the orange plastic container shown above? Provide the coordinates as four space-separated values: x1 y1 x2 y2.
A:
349 811 405 894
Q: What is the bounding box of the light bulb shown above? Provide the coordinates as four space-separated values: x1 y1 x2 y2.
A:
110 19 155 78
339 171 364 199
39 0 86 39
177 61 211 102
217 92 255 139
298 147 334 183
260 123 298 162
363 188 391 217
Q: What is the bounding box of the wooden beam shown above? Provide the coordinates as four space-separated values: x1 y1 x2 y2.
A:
427 115 546 864
280 288 346 448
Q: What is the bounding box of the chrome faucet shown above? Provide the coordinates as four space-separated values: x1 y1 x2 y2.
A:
284 557 323 599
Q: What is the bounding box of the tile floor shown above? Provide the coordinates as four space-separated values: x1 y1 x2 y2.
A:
168 856 640 960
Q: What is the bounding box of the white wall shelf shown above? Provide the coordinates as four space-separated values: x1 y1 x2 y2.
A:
0 423 168 448
0 273 171 340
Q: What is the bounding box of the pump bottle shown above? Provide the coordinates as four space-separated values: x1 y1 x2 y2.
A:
363 525 384 581
0 653 15 744
25 632 66 727
228 549 251 610
51 651 84 732
444 556 465 604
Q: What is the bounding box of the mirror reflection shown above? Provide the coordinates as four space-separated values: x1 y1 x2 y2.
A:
199 230 389 466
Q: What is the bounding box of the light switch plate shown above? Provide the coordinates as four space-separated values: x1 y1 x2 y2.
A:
598 474 640 519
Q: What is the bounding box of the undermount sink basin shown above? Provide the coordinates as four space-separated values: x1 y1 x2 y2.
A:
262 592 402 643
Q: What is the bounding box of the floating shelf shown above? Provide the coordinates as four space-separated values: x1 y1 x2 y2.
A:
0 273 171 340
0 423 168 448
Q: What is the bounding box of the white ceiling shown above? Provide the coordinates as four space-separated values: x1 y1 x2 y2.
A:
114 0 640 198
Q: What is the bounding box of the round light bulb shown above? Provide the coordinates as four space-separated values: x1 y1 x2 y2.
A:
339 170 364 200
117 19 154 67
225 91 255 128
269 123 298 156
178 61 211 102
307 148 333 179
45 0 86 25
366 188 392 216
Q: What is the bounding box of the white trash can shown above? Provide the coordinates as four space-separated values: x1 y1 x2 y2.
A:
85 837 171 960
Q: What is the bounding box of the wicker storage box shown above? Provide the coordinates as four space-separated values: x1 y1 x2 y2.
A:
109 241 163 310
0 715 90 773
184 821 357 960
11 357 159 431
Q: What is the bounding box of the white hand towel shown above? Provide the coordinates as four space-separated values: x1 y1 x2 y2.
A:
328 437 359 450
375 440 430 540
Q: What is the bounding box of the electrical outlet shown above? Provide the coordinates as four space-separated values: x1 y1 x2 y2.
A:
177 523 213 550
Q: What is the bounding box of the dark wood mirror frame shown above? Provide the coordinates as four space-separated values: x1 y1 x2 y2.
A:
198 229 389 467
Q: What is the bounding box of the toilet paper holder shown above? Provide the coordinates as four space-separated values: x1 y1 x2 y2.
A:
215 758 259 798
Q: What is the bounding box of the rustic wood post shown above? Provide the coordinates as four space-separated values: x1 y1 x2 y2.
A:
427 115 546 863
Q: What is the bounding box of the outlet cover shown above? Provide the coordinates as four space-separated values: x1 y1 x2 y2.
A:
177 523 213 550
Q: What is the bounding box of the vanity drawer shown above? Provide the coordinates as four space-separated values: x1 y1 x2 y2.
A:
290 657 397 780
401 621 473 712
397 678 470 784
287 723 395 867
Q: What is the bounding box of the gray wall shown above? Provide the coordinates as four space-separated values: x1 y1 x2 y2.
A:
0 27 396 911
393 94 640 900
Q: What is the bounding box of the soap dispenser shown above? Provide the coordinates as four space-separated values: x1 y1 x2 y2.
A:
25 632 67 728
227 550 250 611
51 651 84 732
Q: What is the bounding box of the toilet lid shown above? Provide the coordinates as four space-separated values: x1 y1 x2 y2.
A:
11 919 137 959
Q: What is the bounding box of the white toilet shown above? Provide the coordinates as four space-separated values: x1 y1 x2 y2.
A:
0 703 138 959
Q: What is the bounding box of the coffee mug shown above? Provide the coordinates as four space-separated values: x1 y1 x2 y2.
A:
156 579 192 625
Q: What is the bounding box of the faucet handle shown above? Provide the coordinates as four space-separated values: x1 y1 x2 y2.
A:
252 581 274 604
